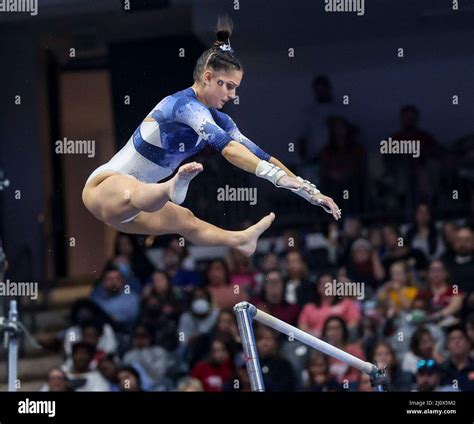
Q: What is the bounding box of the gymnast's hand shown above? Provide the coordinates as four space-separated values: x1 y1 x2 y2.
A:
276 175 342 221
309 192 342 221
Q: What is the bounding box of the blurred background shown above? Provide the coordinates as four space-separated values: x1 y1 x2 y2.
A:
0 0 473 392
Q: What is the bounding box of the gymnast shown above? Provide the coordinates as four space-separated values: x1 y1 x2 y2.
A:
82 16 341 257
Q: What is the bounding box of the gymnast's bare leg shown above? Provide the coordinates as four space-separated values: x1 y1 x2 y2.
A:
82 161 274 256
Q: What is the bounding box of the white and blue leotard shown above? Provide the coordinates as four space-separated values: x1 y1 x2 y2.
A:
86 87 270 184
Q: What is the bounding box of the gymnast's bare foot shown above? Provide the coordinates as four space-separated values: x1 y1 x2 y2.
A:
237 212 276 257
168 162 203 205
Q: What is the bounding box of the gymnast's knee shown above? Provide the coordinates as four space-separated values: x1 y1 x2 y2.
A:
179 207 199 233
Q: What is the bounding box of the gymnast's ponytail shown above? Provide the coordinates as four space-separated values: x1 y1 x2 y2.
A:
193 15 243 83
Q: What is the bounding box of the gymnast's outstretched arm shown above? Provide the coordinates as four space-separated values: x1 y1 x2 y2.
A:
221 140 341 220
175 101 341 220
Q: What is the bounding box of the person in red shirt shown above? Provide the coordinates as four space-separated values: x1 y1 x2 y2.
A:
416 260 464 322
190 337 234 392
298 272 360 338
253 270 301 327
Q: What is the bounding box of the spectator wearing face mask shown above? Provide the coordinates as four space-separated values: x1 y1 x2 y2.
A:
177 288 219 349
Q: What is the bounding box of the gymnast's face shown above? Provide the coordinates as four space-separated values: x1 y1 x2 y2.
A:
201 69 242 108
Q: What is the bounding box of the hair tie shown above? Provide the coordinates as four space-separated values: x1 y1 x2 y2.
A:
219 39 234 53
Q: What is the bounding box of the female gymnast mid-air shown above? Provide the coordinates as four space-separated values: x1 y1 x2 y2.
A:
82 16 341 257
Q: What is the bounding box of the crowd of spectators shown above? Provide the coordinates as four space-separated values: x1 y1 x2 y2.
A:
40 203 474 392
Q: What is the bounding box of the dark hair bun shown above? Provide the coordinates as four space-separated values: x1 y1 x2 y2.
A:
213 15 233 49
216 30 230 42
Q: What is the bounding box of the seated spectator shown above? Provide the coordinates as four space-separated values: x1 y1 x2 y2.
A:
113 232 154 284
90 264 140 332
117 366 143 392
163 246 202 289
123 324 173 391
370 341 413 391
254 252 281 295
260 253 281 274
140 293 180 353
97 354 120 391
346 238 385 292
253 270 301 327
226 248 257 292
177 287 219 348
255 325 297 392
381 225 427 273
442 226 474 293
190 337 234 392
64 318 118 363
141 270 184 319
440 325 474 391
176 377 204 392
405 203 444 261
109 255 142 294
339 217 364 263
303 351 342 392
416 260 464 324
277 229 307 259
414 359 458 392
40 368 71 392
357 373 374 392
284 250 315 306
321 316 365 385
298 272 360 338
204 259 248 310
77 321 107 369
382 293 444 358
64 299 118 358
62 342 109 391
167 237 197 271
377 261 418 317
401 327 444 376
188 309 241 368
